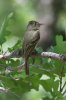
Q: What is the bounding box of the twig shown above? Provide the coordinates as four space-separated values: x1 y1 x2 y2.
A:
0 49 66 62
0 49 66 75
0 48 22 59
0 87 8 93
40 52 66 61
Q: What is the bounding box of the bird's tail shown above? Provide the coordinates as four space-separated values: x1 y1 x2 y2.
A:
25 58 29 75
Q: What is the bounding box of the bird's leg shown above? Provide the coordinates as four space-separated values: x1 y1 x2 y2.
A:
25 58 29 75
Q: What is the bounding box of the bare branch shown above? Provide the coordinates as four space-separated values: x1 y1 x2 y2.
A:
0 49 66 62
40 52 66 61
0 49 23 59
0 87 8 93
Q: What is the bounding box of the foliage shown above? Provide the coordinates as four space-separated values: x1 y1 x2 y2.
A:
0 0 66 100
0 31 66 100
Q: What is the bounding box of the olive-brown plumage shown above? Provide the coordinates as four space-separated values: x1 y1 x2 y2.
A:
22 20 42 75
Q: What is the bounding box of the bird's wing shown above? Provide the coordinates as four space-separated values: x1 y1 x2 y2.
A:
22 30 40 56
24 30 40 44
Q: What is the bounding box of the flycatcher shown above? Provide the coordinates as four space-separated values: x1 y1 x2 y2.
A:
22 20 43 75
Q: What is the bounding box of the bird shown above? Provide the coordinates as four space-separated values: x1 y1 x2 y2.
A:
22 20 43 75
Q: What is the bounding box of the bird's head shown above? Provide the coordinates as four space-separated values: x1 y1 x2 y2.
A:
27 20 44 30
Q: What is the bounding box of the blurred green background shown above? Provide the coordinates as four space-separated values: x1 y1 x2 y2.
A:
0 0 66 52
0 0 37 52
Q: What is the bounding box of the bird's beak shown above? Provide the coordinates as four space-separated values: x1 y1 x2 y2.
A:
39 23 45 26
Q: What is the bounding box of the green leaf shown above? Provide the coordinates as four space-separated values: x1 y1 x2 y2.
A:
54 35 66 53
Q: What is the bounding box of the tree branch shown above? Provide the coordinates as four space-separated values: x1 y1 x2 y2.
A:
0 87 8 93
0 49 66 62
